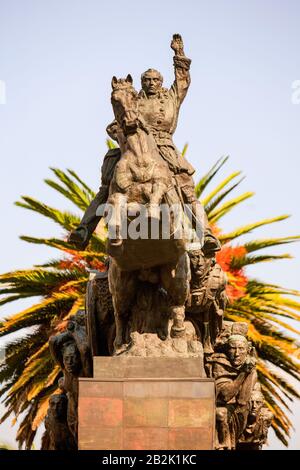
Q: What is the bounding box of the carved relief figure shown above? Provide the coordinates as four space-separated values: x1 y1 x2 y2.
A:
211 333 257 449
44 385 76 450
49 311 92 442
187 248 227 354
238 385 273 450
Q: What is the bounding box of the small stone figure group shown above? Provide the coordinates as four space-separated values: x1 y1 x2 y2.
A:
42 311 92 450
207 322 273 450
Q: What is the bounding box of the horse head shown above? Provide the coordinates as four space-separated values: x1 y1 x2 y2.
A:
111 75 139 135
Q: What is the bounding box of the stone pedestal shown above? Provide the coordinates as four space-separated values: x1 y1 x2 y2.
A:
78 357 215 450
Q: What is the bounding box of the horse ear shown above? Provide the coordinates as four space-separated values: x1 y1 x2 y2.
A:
111 76 118 89
126 74 133 84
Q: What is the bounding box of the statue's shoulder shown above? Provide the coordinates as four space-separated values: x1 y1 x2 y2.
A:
103 148 121 161
209 352 230 369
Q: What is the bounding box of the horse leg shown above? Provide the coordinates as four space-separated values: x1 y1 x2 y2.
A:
108 260 137 354
160 253 191 338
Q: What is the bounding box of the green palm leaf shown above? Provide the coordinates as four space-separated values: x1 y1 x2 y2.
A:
219 215 290 243
15 197 80 231
245 236 300 253
195 155 229 198
207 191 254 223
201 171 242 206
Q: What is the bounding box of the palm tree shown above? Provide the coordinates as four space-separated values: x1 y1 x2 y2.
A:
0 144 300 448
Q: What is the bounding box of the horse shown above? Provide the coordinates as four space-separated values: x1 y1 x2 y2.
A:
105 74 191 354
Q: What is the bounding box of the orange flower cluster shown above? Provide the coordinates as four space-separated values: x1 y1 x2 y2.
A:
58 249 105 272
216 245 248 301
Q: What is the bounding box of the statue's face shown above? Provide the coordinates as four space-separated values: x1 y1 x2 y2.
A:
142 71 163 95
227 338 248 368
250 392 264 416
63 343 80 375
189 250 212 278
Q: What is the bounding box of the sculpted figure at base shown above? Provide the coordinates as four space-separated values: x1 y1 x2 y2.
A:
237 385 274 450
187 248 227 355
48 311 92 445
85 269 115 356
43 379 76 450
207 322 273 450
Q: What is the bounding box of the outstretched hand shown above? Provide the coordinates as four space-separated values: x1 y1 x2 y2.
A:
171 33 184 55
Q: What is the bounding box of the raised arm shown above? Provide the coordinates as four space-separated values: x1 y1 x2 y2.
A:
170 33 191 105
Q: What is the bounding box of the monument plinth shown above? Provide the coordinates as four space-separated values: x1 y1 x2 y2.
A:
78 357 215 450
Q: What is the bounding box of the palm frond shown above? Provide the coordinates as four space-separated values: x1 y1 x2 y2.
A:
219 215 290 243
195 156 229 198
204 177 245 215
15 197 80 231
244 236 300 253
230 253 293 270
45 168 93 211
208 192 254 223
201 171 242 206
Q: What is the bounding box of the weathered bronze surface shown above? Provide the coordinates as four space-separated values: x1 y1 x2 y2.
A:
46 34 273 450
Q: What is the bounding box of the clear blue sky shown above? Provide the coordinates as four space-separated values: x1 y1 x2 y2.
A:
0 0 300 449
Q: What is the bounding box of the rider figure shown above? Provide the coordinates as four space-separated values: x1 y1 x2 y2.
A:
69 34 220 255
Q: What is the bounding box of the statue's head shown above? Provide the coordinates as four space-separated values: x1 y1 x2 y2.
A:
188 249 214 279
250 389 264 417
49 393 68 420
62 341 80 375
141 69 163 96
227 334 249 368
111 74 139 132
